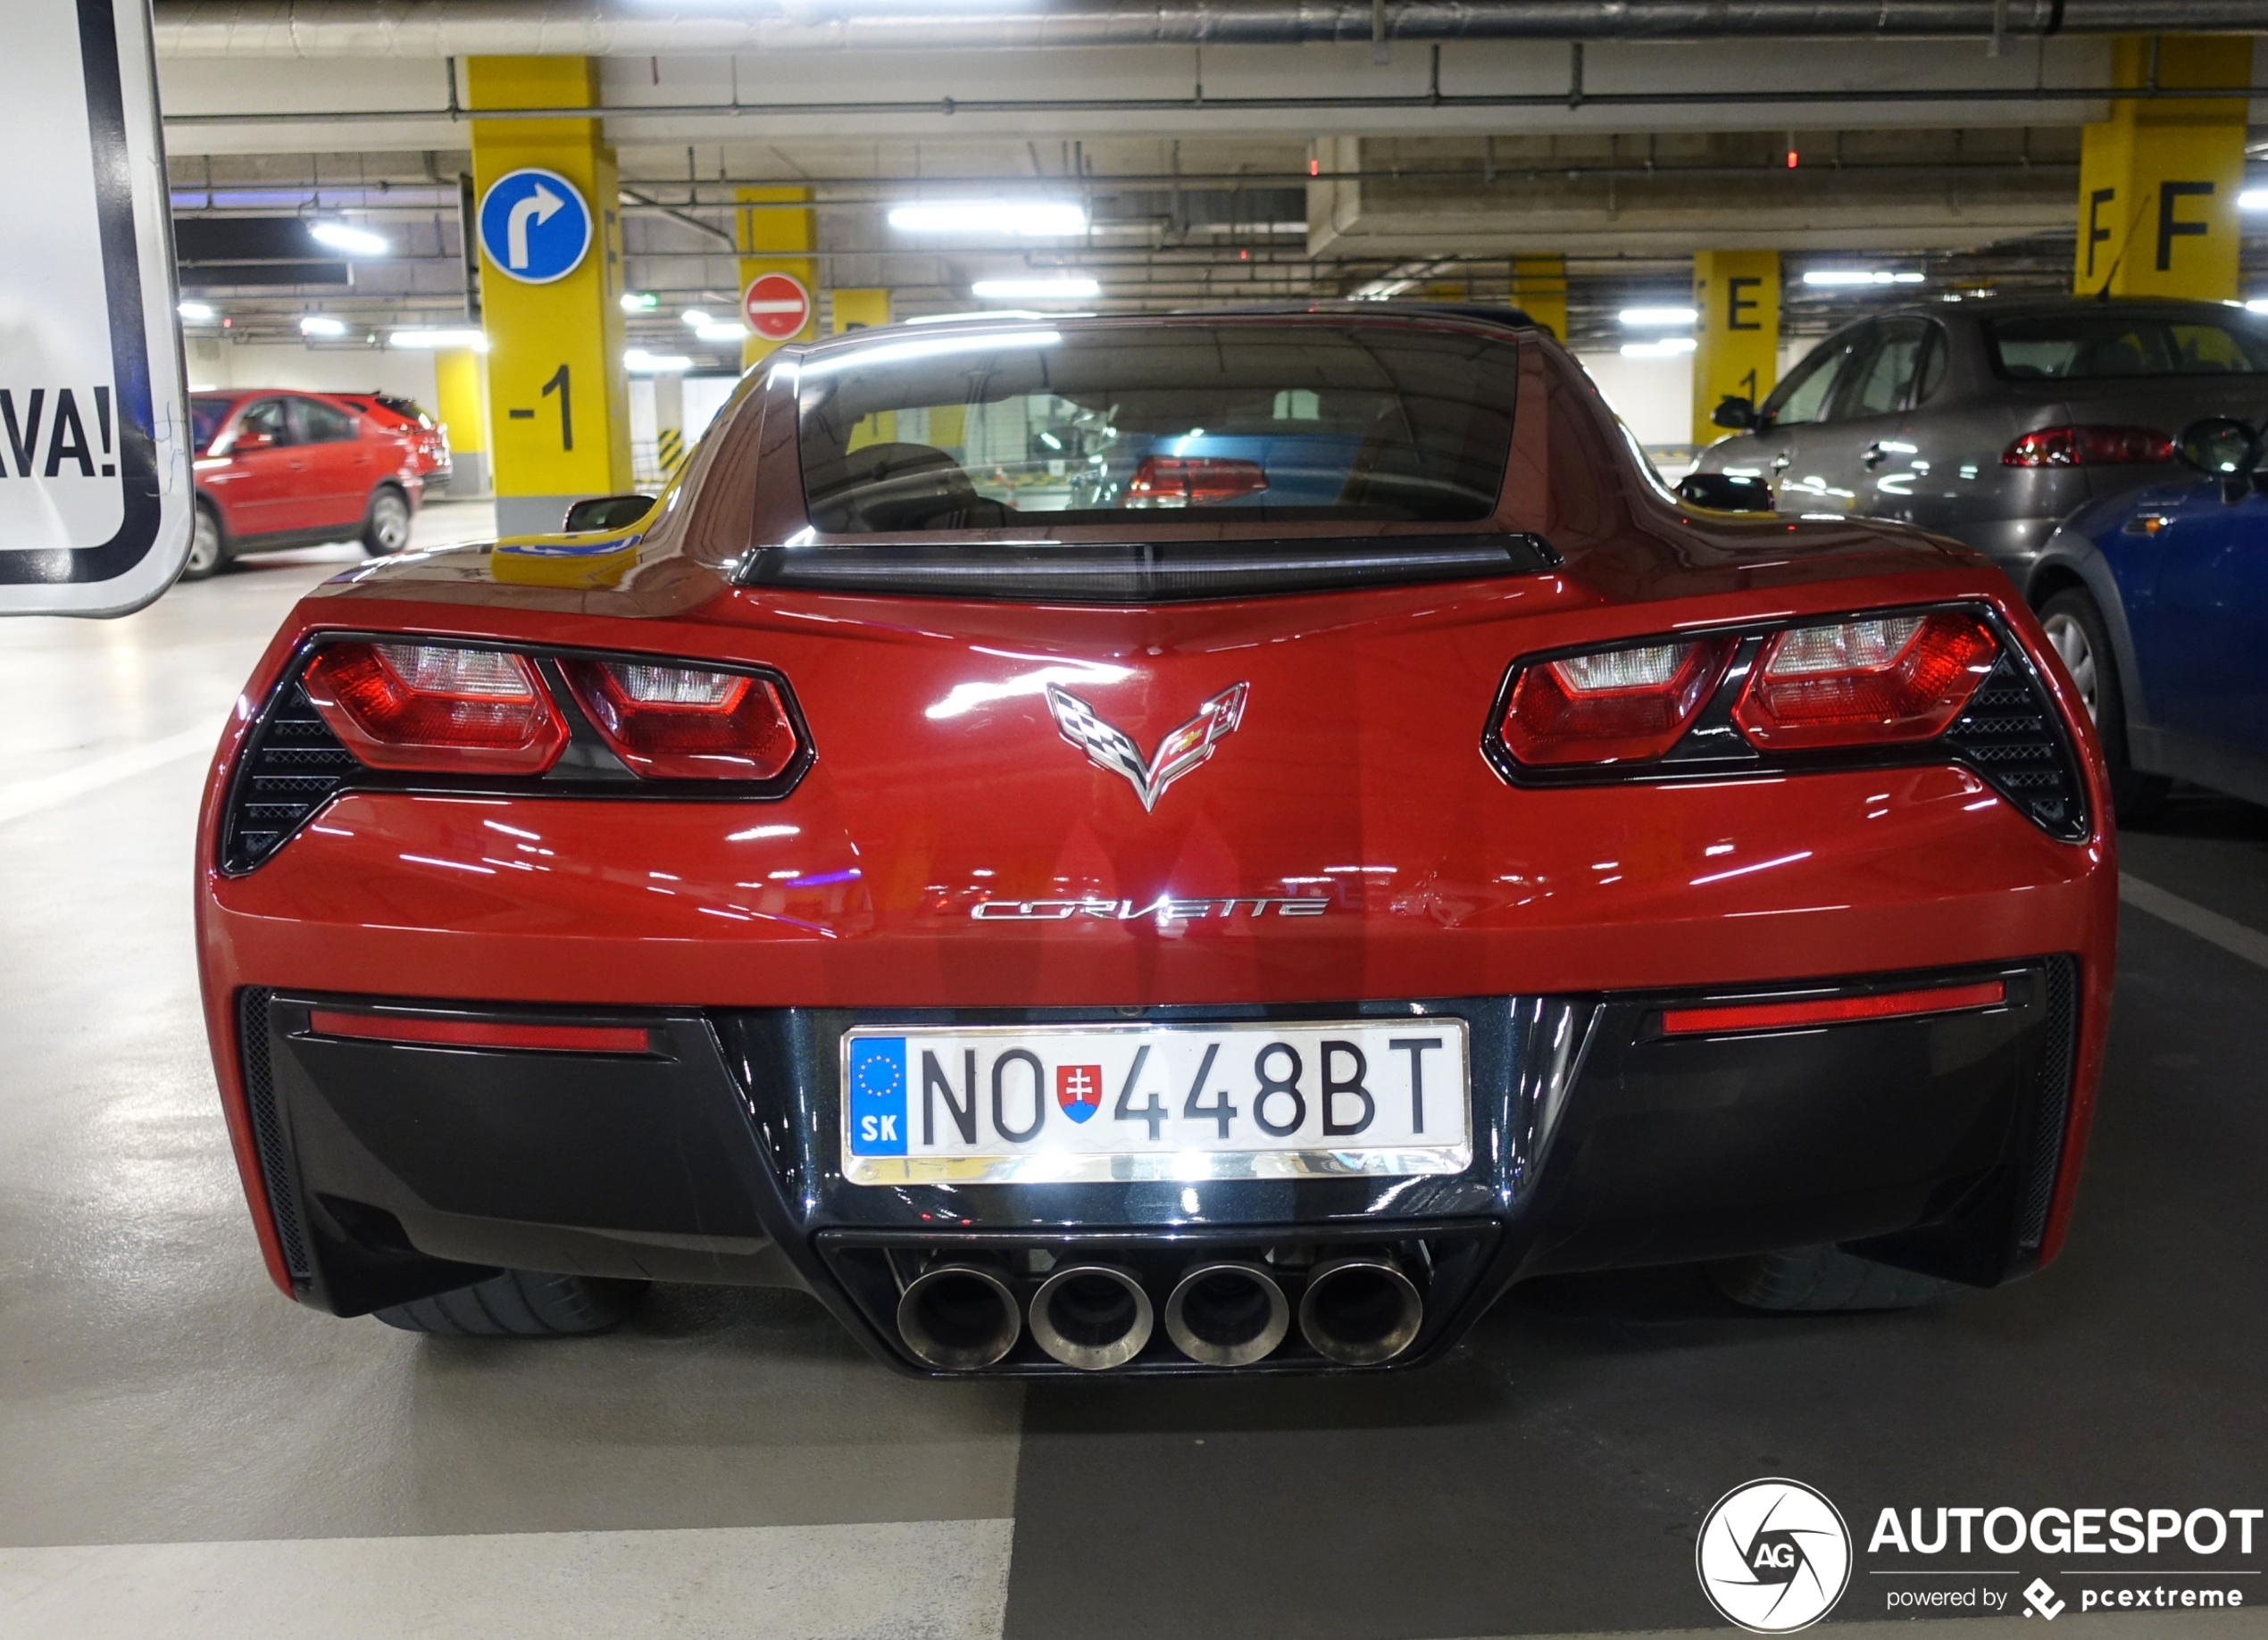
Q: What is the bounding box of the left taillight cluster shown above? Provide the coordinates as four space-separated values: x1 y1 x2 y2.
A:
302 641 800 781
221 639 807 873
1488 606 2089 841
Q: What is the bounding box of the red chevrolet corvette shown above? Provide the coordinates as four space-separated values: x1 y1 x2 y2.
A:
196 309 2114 1375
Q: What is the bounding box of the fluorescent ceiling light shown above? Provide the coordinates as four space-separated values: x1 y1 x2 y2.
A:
1620 305 1697 327
680 309 713 328
298 315 347 337
1803 269 1925 287
695 323 750 344
390 328 488 350
624 349 693 373
971 277 1101 301
2247 298 2268 314
803 329 1063 378
308 221 389 256
1620 337 1697 357
177 301 216 321
888 200 1087 237
2242 188 2268 210
621 291 660 312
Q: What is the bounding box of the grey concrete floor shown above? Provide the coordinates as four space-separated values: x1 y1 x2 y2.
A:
1 514 2263 1637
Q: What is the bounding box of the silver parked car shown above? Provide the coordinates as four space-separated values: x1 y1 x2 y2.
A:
1691 297 2268 595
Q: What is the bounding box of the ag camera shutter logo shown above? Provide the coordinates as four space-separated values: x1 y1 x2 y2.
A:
1697 1478 1853 1633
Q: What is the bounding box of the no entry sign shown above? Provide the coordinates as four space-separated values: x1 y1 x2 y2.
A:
0 0 192 615
743 273 814 342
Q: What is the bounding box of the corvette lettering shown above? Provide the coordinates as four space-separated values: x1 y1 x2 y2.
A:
971 895 1328 921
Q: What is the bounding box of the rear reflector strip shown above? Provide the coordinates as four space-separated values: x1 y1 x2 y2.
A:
304 1010 653 1054
1659 979 2006 1036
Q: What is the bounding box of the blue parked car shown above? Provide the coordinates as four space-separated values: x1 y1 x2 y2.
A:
2030 416 2268 820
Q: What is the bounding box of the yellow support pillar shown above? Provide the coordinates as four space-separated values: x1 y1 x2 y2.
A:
2074 37 2249 299
1510 255 1567 341
1691 250 1780 446
831 289 893 333
738 187 819 370
431 346 489 495
467 56 632 537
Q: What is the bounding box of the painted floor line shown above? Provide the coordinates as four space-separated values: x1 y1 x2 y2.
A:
2121 872 2268 973
0 725 217 826
0 1519 1014 1640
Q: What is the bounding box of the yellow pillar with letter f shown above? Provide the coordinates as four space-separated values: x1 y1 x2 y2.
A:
2073 36 2248 299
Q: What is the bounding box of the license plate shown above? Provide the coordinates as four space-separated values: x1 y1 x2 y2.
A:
839 1019 1472 1186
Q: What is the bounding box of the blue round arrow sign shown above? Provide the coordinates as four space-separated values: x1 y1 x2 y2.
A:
477 168 593 285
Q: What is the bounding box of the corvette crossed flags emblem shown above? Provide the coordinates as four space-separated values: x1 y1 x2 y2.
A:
1044 682 1249 811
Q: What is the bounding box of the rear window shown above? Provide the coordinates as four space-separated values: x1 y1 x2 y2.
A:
794 322 1520 532
190 395 232 454
1989 313 2268 379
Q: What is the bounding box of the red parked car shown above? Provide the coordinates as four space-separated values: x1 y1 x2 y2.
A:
187 390 424 580
329 391 453 484
196 310 2114 1376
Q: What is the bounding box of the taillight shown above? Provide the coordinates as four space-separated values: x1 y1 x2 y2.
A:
560 659 800 780
2001 424 2173 467
1730 612 1997 750
1499 638 1732 765
1125 455 1269 507
303 642 568 774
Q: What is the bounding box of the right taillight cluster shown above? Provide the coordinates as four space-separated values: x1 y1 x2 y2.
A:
1490 604 2087 837
1501 611 1998 768
221 638 810 873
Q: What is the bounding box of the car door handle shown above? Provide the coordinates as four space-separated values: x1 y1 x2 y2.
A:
1861 443 1888 470
287 460 307 470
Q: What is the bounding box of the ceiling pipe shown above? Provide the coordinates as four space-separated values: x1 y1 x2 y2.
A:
150 1 2268 60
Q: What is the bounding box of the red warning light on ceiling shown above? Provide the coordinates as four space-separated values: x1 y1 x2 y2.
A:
1787 150 1800 169
1309 158 1321 177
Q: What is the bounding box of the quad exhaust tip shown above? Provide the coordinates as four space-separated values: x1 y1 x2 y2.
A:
896 1262 1022 1370
1297 1256 1423 1366
1164 1260 1291 1367
1029 1263 1155 1370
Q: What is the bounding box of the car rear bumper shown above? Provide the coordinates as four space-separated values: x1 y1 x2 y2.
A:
232 959 2085 1376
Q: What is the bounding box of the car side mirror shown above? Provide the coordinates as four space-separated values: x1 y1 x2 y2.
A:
563 494 655 533
229 429 273 453
1711 395 1758 432
2176 416 2261 477
1675 470 1776 513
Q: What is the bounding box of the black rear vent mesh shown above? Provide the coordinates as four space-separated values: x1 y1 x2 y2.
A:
237 987 312 1286
1942 654 2089 842
2016 955 2079 1250
221 682 357 873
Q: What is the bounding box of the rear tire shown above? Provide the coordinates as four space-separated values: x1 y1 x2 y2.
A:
180 502 228 581
1709 1245 1966 1312
360 486 413 556
371 1270 645 1336
2039 587 2168 823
